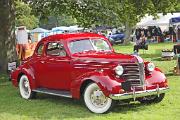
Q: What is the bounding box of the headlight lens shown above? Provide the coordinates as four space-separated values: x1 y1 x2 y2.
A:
147 63 155 72
115 65 124 76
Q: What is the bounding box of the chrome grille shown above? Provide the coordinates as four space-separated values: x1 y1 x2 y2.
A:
122 63 145 87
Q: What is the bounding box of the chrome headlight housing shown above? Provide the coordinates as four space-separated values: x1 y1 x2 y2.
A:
115 65 124 76
147 62 155 72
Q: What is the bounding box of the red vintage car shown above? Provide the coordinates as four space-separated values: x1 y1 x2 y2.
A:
11 33 169 113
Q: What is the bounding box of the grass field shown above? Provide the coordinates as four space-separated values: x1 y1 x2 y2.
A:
0 43 180 120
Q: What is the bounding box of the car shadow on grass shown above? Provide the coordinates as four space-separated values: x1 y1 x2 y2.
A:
165 73 175 77
1 83 155 120
112 102 153 114
30 94 152 118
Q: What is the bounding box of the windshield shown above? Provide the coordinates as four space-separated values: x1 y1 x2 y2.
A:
69 39 111 54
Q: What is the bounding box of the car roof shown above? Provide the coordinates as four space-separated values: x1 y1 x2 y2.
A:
41 32 106 42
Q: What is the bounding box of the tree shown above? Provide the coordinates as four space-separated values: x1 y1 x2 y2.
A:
0 0 17 72
15 0 39 29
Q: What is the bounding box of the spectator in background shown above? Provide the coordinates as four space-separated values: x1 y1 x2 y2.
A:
147 31 152 43
134 31 148 53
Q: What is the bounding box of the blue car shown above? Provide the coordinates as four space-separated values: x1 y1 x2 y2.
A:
108 33 125 45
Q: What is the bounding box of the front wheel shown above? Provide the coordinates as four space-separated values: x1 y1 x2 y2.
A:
83 83 114 114
19 75 36 99
138 93 165 104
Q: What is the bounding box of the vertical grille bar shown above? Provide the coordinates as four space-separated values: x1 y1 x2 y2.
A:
138 63 145 86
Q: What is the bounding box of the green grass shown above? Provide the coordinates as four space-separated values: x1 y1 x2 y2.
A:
0 74 9 84
0 43 180 120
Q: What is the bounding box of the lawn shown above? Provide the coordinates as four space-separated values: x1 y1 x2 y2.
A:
0 43 180 120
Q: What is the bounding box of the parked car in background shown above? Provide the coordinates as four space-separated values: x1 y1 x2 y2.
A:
108 32 125 45
11 33 169 113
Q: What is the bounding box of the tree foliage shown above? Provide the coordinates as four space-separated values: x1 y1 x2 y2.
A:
28 0 106 27
15 0 39 29
28 0 179 28
39 15 77 29
175 2 180 12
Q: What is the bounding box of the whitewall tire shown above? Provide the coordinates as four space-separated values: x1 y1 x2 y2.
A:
19 75 35 99
83 83 114 113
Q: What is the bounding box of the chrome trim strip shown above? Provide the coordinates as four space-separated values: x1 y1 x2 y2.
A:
126 79 141 81
100 61 110 64
33 90 72 98
109 87 169 100
123 74 140 76
74 64 87 66
120 63 138 65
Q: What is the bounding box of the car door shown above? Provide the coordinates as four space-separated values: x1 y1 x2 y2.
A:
30 42 47 88
41 41 72 90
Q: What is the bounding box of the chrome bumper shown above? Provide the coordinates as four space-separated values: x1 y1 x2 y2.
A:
109 87 169 100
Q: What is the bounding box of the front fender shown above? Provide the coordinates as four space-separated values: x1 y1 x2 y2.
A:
145 67 168 89
71 71 121 99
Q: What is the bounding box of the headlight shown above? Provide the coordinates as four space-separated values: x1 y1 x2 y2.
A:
115 65 124 76
147 63 155 72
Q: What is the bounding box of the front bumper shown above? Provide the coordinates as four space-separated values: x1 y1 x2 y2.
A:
109 87 169 100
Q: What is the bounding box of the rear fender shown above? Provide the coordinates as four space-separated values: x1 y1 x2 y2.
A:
19 66 37 90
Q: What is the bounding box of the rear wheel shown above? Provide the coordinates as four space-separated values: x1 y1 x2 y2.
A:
19 75 36 99
138 93 165 104
83 83 114 113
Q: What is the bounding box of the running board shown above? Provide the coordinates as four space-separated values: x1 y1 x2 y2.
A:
33 88 72 98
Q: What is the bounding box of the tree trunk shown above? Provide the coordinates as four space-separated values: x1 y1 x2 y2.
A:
0 0 17 73
123 22 133 45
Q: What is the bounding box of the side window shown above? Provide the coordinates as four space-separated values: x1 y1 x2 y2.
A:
46 42 66 57
37 43 44 55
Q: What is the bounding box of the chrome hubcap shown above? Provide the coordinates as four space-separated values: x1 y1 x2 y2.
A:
22 79 30 95
90 89 108 108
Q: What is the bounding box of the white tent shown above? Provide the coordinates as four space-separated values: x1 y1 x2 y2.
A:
52 26 70 31
68 25 84 31
30 28 50 42
137 13 180 29
52 26 83 32
31 28 49 33
51 25 84 35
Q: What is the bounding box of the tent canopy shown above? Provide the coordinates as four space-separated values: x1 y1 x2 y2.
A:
52 26 83 32
137 13 180 27
31 28 49 33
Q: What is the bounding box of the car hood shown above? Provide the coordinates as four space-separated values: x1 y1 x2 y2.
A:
72 51 143 63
